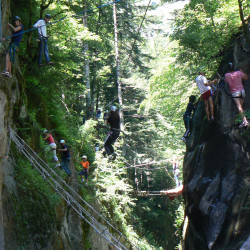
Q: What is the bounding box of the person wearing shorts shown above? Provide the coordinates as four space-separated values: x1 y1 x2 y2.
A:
196 71 218 121
225 63 249 128
42 129 60 167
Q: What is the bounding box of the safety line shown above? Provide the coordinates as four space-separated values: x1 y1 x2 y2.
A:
3 0 123 40
9 127 138 250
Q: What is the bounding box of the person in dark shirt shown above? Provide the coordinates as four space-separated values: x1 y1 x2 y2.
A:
181 95 196 142
57 140 71 176
103 110 108 123
2 16 24 78
104 106 120 161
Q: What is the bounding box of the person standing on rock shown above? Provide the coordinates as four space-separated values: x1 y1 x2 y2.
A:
225 63 249 128
42 129 60 168
33 14 55 67
78 155 90 186
57 140 72 177
2 16 24 78
196 70 218 121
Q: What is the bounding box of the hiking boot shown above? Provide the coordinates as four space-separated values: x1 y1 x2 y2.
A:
4 71 12 78
102 151 107 157
239 121 249 128
2 70 7 75
108 155 113 162
55 163 61 168
47 61 55 65
181 137 187 143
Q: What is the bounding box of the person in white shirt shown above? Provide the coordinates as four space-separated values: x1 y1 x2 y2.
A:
196 71 218 121
33 14 54 66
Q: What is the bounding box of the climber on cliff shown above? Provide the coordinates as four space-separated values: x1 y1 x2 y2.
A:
225 63 249 128
33 14 55 67
181 95 196 142
57 140 72 176
1 16 24 78
103 106 120 161
78 155 90 186
196 70 218 121
42 129 60 168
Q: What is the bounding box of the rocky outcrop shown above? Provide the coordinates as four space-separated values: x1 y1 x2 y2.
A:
183 43 250 249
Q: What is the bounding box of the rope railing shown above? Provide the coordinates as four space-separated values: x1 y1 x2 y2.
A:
9 127 138 250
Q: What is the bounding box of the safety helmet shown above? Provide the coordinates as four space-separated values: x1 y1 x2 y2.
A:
43 129 48 133
45 14 51 19
14 16 21 22
82 155 87 159
228 62 234 71
110 106 117 112
60 140 65 144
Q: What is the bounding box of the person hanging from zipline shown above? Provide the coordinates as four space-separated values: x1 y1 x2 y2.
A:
181 95 196 143
225 63 249 128
33 14 55 67
2 16 24 78
103 106 120 161
78 155 90 186
42 129 61 168
196 69 218 121
172 160 181 187
57 140 72 177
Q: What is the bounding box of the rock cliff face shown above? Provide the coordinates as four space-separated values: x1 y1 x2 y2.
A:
183 43 250 249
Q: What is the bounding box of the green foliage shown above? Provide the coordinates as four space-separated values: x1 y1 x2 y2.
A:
12 156 61 248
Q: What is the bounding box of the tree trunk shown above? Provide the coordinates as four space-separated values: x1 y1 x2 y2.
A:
83 10 92 119
238 0 250 46
113 3 124 130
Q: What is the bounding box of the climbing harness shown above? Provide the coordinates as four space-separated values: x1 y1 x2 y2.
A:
9 127 137 250
2 0 123 41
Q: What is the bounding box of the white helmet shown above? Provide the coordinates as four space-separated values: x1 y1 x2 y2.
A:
110 106 117 111
43 129 48 133
60 140 65 144
82 155 87 159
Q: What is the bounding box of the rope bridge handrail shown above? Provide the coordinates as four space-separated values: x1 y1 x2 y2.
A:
9 127 138 250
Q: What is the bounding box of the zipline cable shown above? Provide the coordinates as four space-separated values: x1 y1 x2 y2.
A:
9 127 138 250
2 0 123 40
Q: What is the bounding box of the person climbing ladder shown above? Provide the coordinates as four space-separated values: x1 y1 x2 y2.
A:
33 14 55 67
2 16 24 78
78 155 90 186
42 129 60 167
57 140 72 177
104 106 120 161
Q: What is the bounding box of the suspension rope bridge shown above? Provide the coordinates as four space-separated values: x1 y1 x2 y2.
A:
9 127 137 250
136 185 183 200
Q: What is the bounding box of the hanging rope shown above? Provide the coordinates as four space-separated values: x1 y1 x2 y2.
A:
2 0 123 40
9 127 138 250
